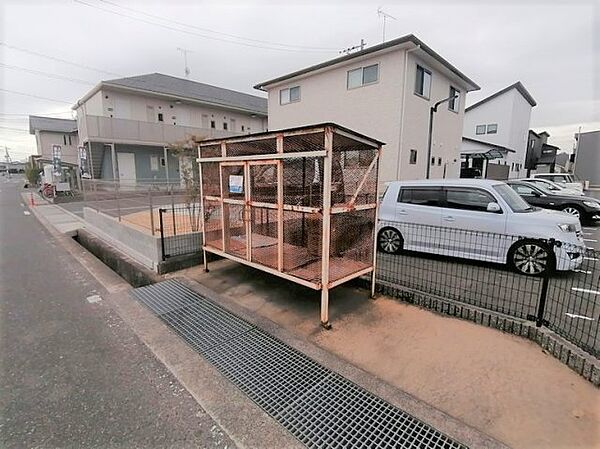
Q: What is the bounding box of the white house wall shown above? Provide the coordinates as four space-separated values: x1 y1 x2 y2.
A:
37 131 79 165
265 49 468 184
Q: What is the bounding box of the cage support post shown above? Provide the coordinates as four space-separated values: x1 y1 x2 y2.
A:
320 126 334 329
197 146 209 272
370 148 382 299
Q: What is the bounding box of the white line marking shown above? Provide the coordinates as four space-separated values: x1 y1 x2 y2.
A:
86 295 102 304
582 232 593 236
574 269 592 274
23 211 30 216
571 287 600 295
583 239 598 243
584 256 598 261
565 313 595 321
582 227 596 230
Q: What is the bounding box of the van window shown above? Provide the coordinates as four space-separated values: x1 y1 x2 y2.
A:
445 188 497 212
398 188 442 206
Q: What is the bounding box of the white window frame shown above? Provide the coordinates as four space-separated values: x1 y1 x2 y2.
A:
347 64 379 90
415 65 432 100
448 86 460 112
280 86 301 105
487 124 498 134
476 125 486 135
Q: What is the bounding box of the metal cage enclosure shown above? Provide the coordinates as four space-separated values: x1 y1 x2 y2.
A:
197 123 384 327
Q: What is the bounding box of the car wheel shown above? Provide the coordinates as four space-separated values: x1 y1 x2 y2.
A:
508 240 554 276
378 227 403 254
561 205 582 220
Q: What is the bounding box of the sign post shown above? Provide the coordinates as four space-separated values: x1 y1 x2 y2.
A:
52 145 62 178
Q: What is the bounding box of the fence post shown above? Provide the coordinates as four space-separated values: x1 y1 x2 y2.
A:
170 184 176 236
149 188 155 236
159 208 166 261
535 239 554 327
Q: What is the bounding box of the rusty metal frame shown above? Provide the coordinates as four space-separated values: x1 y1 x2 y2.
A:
198 124 382 328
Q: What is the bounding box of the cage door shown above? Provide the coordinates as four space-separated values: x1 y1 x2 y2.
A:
220 162 249 259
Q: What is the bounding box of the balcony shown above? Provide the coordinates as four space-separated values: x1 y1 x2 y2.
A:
78 114 234 146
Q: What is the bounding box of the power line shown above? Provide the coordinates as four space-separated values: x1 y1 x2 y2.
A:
73 0 338 54
0 63 95 85
0 42 123 77
0 89 73 105
0 126 29 133
97 0 338 52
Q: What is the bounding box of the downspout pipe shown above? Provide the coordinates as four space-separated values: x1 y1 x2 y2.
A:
396 44 421 180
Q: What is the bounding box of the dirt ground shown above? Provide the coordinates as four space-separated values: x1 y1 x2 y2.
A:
184 259 600 449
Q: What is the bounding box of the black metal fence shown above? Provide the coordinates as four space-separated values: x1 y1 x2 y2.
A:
376 220 599 358
158 204 202 260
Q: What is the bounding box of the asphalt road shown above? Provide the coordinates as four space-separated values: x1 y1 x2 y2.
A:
0 177 235 449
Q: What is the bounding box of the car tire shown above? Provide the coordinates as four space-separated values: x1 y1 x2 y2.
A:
561 205 583 221
377 227 403 254
508 239 555 276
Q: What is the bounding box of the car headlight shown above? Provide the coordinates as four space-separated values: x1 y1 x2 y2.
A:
558 223 577 232
583 201 600 209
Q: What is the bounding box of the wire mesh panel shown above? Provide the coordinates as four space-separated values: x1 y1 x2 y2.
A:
250 207 278 269
203 199 223 251
250 163 278 204
200 144 222 158
201 162 221 197
221 164 245 201
223 203 246 258
283 210 323 283
227 138 277 157
283 157 324 208
283 132 324 153
330 209 375 282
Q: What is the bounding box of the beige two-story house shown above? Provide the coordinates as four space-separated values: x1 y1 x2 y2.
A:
254 34 479 183
29 115 80 165
73 73 268 184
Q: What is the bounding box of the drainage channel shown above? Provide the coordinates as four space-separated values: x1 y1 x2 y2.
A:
132 279 468 449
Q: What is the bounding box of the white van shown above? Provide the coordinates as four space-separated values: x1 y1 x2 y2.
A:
378 179 585 275
532 173 584 192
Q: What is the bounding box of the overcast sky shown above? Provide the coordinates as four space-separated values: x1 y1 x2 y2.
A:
1 0 598 161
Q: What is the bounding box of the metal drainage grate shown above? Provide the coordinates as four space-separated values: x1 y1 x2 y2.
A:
132 280 468 449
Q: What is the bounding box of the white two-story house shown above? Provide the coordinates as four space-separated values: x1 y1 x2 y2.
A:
73 73 268 184
461 82 537 180
254 34 480 184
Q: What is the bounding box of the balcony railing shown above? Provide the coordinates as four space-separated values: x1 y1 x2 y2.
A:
78 114 235 146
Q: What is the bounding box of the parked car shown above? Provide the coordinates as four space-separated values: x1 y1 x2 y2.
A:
378 179 584 276
531 173 584 192
506 181 600 224
518 177 584 197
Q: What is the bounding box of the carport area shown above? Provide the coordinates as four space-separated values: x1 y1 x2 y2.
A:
179 259 600 449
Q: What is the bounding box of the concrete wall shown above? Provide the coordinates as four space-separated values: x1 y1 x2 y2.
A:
83 206 202 270
264 47 469 184
574 130 600 186
99 145 180 181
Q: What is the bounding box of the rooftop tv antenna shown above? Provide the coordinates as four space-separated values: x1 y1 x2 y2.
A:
377 7 396 42
177 47 192 78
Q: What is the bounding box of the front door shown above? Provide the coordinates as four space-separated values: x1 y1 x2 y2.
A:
117 152 136 187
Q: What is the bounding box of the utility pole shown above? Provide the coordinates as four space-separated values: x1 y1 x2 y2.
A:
339 39 366 55
377 7 396 42
177 47 192 79
4 146 12 178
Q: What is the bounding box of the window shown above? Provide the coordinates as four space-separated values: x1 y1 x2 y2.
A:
160 157 166 167
280 86 301 105
493 184 533 213
512 184 537 196
448 86 460 112
529 139 535 149
210 120 216 129
431 156 436 165
241 125 245 132
223 122 228 131
398 188 442 207
150 156 159 171
437 157 442 166
347 64 379 89
63 135 66 145
157 113 164 122
415 65 432 99
68 135 72 146
487 124 498 134
445 188 498 212
409 149 417 164
476 125 486 135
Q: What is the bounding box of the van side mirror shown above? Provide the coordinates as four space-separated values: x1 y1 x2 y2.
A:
487 202 501 213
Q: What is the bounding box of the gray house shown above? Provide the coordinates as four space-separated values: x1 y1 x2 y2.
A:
73 73 268 184
574 130 600 187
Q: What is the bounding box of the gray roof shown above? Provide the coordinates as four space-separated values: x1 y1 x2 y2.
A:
255 34 480 92
96 73 267 116
29 115 77 134
465 81 537 112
